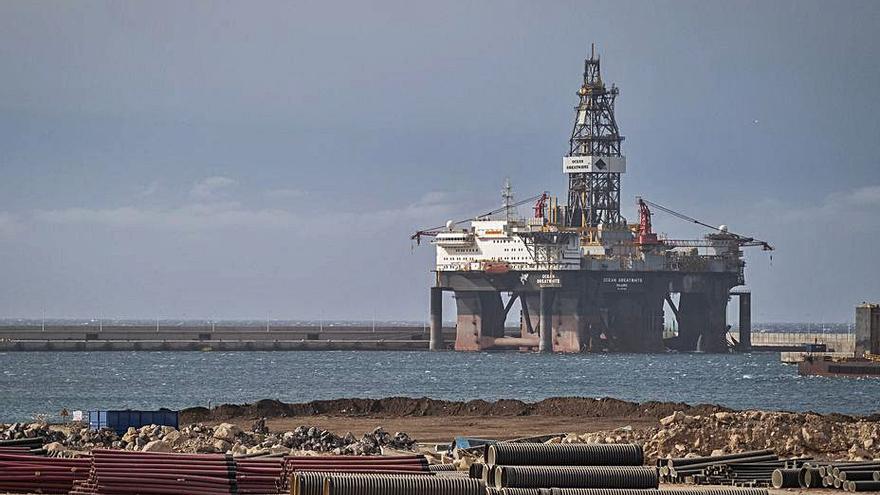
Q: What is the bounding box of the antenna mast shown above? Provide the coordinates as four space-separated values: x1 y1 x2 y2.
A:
502 177 515 222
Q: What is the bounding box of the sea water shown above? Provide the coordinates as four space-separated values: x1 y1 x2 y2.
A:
0 351 878 422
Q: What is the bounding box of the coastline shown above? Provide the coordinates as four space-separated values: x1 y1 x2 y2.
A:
5 397 879 461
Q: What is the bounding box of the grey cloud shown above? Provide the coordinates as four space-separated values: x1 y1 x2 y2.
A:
265 188 308 200
843 185 880 207
32 192 462 234
189 176 237 200
766 185 880 226
137 181 160 198
0 212 20 239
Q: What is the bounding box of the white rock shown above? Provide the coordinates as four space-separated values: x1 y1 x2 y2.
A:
163 430 183 445
213 423 241 442
142 440 172 453
660 411 685 426
44 442 66 452
122 427 138 443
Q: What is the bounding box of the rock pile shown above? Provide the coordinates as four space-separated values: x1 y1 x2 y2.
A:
1 422 66 443
0 420 416 456
563 410 880 461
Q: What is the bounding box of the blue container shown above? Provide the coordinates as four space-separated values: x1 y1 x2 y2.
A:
88 409 179 434
452 436 496 450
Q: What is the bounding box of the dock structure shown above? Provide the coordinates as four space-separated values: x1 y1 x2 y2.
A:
855 302 880 357
798 304 880 376
416 47 772 353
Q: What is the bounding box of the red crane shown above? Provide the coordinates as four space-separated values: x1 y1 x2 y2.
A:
533 192 548 219
636 197 774 251
636 198 660 245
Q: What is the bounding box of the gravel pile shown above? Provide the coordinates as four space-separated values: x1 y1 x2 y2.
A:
0 420 416 456
563 410 880 461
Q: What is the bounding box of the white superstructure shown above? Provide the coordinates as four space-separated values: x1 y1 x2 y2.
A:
434 219 581 272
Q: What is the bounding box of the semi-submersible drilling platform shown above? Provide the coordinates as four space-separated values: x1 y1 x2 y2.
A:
414 48 773 353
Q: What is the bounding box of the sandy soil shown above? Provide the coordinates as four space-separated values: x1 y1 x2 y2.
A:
181 396 737 443
181 396 739 444
181 396 872 446
258 415 659 443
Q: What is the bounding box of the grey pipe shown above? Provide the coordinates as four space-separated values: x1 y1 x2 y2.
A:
668 454 778 476
427 463 458 472
838 471 879 482
323 473 485 495
798 467 822 488
771 469 800 489
494 465 659 490
665 450 774 469
505 490 770 495
486 443 644 466
845 480 880 492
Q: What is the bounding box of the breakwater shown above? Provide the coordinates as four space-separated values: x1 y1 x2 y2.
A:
0 324 852 352
0 324 456 351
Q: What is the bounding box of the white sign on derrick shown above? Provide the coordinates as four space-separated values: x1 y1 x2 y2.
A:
563 155 626 174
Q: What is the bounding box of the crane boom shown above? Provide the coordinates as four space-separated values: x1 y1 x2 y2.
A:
662 239 771 249
637 197 774 251
411 192 545 244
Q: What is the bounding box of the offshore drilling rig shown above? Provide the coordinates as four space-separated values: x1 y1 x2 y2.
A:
413 47 772 353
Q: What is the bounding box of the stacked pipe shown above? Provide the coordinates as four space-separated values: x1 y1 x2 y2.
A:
486 490 769 495
697 458 812 487
70 449 238 494
277 454 430 494
0 451 91 494
235 456 284 494
801 461 880 492
321 472 486 494
0 437 45 455
660 450 815 487
427 463 459 472
480 443 658 491
292 470 441 495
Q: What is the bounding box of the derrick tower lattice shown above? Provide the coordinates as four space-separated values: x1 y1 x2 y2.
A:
565 45 625 228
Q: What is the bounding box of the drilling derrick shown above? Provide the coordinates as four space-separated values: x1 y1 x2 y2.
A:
415 47 772 354
564 45 625 228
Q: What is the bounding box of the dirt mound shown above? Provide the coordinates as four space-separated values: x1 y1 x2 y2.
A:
179 396 737 424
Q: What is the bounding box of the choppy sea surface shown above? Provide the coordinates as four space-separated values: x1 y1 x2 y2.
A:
1 351 878 422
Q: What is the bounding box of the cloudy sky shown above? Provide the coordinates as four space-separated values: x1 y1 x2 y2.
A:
1 0 877 323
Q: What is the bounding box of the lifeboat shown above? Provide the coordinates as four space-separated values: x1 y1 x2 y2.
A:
483 261 510 274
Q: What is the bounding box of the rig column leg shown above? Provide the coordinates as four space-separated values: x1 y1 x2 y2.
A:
429 287 443 351
738 293 752 350
539 289 554 353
